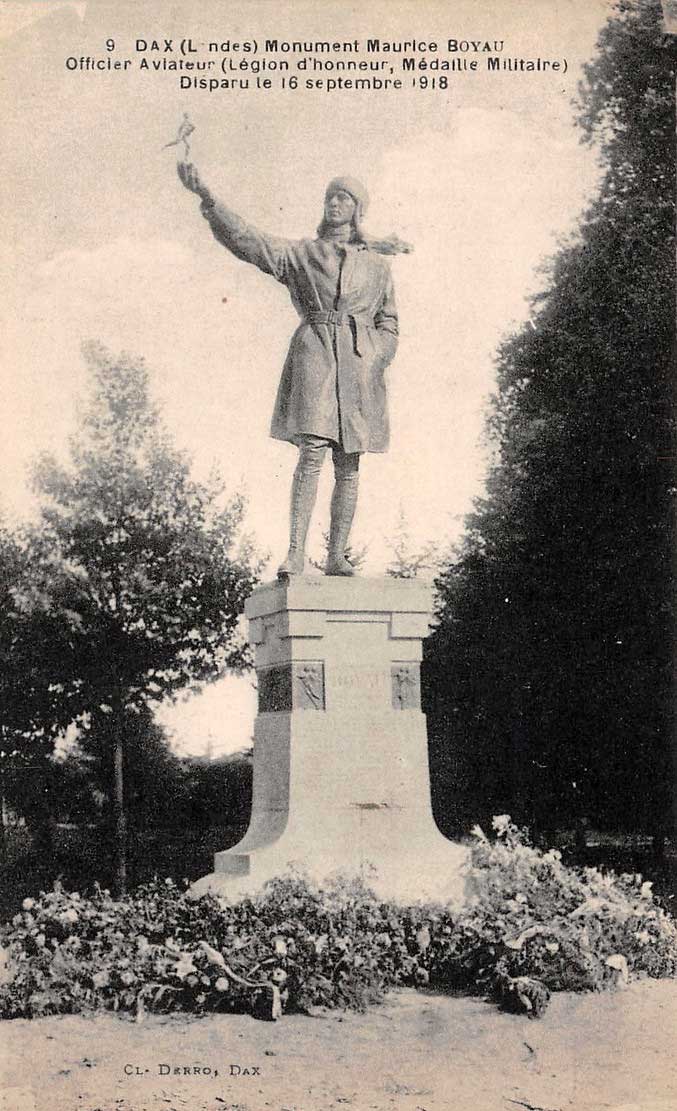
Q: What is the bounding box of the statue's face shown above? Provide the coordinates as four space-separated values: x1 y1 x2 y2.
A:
324 190 357 228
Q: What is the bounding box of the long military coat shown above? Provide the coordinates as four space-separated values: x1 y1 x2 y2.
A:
201 199 399 454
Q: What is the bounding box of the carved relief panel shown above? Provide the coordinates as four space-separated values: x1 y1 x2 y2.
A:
257 662 325 712
391 663 421 710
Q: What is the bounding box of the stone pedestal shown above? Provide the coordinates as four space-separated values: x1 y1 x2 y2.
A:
190 577 467 905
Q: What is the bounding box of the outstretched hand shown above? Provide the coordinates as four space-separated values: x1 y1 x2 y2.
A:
177 161 210 201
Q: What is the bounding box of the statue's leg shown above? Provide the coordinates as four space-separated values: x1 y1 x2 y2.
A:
277 437 328 578
326 446 360 576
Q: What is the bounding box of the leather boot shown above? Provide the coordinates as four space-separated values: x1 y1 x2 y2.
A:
325 458 359 576
278 441 325 578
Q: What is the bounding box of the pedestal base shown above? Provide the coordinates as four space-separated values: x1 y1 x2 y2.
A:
189 578 468 907
190 845 468 905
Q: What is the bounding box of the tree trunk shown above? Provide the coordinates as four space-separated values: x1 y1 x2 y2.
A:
0 729 8 865
20 767 58 860
0 777 7 866
31 813 57 859
112 725 127 897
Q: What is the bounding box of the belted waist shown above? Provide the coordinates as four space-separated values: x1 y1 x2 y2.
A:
305 310 373 356
306 310 372 326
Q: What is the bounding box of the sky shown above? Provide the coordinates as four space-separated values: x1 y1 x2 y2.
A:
1 0 612 756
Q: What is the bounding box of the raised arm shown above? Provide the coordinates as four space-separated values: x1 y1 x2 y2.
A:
177 162 290 284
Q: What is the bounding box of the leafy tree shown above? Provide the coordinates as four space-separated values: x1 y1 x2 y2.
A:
71 707 189 831
385 509 441 579
0 521 24 860
0 520 70 858
21 342 262 892
426 0 675 844
1 524 250 865
178 749 253 830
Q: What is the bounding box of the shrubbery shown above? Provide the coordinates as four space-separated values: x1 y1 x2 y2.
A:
457 816 676 994
1 817 675 1021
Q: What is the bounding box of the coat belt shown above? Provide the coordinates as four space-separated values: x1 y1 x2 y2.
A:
305 310 372 357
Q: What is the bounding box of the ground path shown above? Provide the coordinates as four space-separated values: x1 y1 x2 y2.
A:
1 982 675 1111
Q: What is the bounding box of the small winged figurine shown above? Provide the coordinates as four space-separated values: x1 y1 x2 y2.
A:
162 112 195 159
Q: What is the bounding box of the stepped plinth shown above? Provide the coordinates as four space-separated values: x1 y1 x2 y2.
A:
190 577 467 905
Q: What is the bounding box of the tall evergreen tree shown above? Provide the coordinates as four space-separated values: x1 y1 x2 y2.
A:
426 0 675 843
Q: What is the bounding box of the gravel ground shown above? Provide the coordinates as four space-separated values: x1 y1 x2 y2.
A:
1 981 676 1111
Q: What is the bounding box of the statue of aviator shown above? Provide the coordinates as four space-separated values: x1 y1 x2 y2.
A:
178 162 411 578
